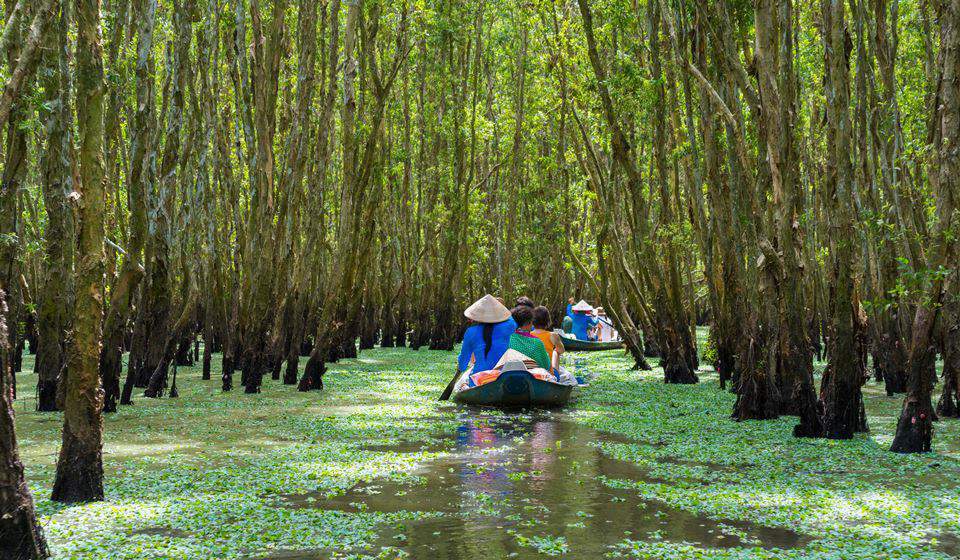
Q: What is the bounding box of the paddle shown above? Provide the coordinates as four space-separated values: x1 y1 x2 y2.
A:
439 368 461 401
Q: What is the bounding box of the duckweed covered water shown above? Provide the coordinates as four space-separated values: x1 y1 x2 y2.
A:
272 411 808 559
12 344 960 559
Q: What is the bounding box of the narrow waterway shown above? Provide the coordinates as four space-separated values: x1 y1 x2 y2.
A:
268 409 809 559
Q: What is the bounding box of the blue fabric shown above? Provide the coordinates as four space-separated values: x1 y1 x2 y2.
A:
565 304 573 319
571 313 598 340
458 318 516 373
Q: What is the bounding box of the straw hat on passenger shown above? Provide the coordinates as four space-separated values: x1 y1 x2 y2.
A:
464 294 511 323
572 299 593 312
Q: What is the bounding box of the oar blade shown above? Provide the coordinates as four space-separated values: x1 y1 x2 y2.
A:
439 369 460 401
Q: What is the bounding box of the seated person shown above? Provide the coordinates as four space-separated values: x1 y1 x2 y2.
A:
457 294 515 374
570 300 598 340
596 307 616 341
562 297 575 333
531 305 565 372
516 296 536 309
507 305 552 371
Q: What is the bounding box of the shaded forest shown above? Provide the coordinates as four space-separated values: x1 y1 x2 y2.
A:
0 0 958 557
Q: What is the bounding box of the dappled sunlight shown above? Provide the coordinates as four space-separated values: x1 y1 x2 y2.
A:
10 346 960 558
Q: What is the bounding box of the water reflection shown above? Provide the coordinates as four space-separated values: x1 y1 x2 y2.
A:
276 411 808 559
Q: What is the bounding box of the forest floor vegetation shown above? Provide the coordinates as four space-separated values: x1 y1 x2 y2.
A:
13 343 960 559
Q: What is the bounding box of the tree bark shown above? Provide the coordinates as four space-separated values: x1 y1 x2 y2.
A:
51 0 107 503
936 303 960 417
117 0 157 407
36 0 75 412
820 0 868 440
891 0 959 452
0 289 49 559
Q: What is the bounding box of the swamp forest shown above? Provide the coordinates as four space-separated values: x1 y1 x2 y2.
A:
1 0 960 558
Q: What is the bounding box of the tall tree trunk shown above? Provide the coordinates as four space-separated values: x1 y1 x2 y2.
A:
820 0 868 440
755 0 822 434
141 0 192 398
649 1 697 384
936 303 960 417
237 0 289 394
36 0 75 412
0 289 49 559
103 0 155 410
891 0 959 452
867 0 910 397
300 0 406 390
51 0 107 503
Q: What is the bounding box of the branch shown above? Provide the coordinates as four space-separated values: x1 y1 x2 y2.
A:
0 0 57 129
0 0 22 54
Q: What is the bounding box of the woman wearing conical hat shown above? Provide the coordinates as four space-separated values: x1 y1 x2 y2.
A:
457 295 516 374
570 299 598 341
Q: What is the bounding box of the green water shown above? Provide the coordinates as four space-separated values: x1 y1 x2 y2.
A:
266 410 808 559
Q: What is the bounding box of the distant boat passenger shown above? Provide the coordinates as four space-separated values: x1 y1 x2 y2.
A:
570 300 598 341
457 295 515 374
595 307 617 341
563 297 575 333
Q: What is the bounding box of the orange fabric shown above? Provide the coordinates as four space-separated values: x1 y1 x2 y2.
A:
532 329 555 358
469 369 502 387
469 367 553 387
529 370 554 382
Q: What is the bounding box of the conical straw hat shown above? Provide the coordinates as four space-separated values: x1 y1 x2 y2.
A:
572 299 593 312
464 294 511 323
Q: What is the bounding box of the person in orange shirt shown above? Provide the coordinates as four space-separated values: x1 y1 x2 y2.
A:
531 305 565 375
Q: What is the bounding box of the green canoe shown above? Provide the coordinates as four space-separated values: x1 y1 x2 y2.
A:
453 366 574 408
559 336 624 352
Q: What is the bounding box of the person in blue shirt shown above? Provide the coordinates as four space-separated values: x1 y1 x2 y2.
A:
457 295 516 373
570 300 598 340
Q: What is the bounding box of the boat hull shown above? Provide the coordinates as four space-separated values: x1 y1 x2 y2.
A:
453 370 574 408
560 337 624 351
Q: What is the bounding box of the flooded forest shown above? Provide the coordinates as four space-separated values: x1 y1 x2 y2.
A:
1 0 960 558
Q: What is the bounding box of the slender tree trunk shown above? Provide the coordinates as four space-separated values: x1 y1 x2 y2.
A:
0 289 49 559
892 0 959 452
755 0 822 434
937 303 960 417
51 0 107 502
36 1 75 412
117 1 156 409
649 1 697 384
820 0 868 440
99 267 142 412
300 0 407 390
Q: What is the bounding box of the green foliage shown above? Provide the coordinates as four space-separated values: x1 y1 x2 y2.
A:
701 329 718 367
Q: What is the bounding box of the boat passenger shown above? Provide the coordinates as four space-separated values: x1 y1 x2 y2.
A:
516 296 536 309
563 297 575 333
508 305 552 371
596 307 617 342
457 295 516 374
532 305 565 372
570 299 598 341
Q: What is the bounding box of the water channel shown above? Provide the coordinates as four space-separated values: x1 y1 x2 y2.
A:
265 409 808 559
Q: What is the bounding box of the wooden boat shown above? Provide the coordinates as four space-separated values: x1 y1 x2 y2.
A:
559 335 624 352
453 360 574 408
